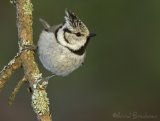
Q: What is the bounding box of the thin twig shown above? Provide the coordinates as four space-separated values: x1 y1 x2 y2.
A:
0 53 22 92
8 76 27 106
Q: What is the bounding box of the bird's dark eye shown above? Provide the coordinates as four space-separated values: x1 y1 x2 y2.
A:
75 32 82 37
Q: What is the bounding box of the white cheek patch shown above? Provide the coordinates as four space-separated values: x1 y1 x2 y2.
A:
57 24 87 51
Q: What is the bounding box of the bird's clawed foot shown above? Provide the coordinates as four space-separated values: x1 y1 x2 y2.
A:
33 74 55 90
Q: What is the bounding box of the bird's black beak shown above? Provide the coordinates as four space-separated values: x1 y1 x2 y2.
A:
89 33 96 38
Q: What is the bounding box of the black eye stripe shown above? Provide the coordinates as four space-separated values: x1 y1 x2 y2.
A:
63 28 83 37
63 28 72 33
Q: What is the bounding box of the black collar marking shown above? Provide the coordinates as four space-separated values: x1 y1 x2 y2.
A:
63 28 70 43
67 38 90 55
55 26 70 44
55 25 63 40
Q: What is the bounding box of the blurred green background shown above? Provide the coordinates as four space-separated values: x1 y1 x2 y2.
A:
0 0 160 121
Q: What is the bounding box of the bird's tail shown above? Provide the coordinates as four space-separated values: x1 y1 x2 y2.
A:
39 18 51 31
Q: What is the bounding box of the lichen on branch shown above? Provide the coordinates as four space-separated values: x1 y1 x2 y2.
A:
0 52 22 92
0 0 53 121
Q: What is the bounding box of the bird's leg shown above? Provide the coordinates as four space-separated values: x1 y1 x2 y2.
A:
42 74 55 81
33 74 55 90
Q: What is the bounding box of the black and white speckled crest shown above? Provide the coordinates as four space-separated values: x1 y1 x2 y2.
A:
64 9 89 34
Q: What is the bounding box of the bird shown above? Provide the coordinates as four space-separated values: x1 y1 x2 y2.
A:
37 9 96 77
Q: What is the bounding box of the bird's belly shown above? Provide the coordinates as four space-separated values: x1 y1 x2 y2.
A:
39 51 85 76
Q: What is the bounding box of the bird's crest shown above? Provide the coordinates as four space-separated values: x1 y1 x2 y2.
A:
64 9 89 34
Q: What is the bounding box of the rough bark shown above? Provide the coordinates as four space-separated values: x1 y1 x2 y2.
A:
0 0 52 121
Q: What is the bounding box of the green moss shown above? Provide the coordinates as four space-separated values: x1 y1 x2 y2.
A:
23 0 33 15
32 90 49 115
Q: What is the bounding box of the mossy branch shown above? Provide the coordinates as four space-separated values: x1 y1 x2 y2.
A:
0 0 53 121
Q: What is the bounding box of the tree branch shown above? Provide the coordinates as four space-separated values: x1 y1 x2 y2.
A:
0 0 53 121
0 53 22 92
16 0 52 120
8 76 27 106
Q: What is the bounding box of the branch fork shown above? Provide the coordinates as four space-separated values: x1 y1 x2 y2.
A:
0 0 52 121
